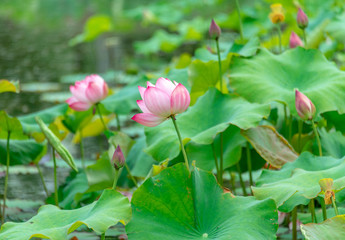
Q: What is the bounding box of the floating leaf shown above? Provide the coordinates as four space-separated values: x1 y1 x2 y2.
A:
145 88 270 162
35 116 77 172
242 125 298 168
253 152 345 212
0 189 131 240
0 80 19 93
230 48 345 116
126 163 278 239
319 128 345 158
301 215 345 240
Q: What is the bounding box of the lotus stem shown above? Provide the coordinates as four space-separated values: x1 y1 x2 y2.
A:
311 119 322 156
246 142 253 186
303 29 307 47
331 197 339 216
112 168 120 190
236 162 247 196
101 232 105 240
320 198 327 221
52 148 59 207
219 133 224 186
235 0 244 41
277 24 282 53
35 163 49 198
309 199 316 223
298 120 303 153
124 162 138 188
211 143 220 182
79 129 85 171
115 113 121 131
171 117 190 172
215 39 223 92
95 103 108 131
292 206 297 240
2 131 11 224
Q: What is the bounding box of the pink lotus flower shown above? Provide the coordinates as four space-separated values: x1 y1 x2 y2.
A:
297 8 308 29
295 90 316 120
112 145 125 170
66 74 109 111
131 77 190 127
289 32 304 48
209 19 221 40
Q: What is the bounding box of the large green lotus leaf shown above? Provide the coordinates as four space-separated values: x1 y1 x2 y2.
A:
86 153 114 192
319 128 345 158
230 47 345 116
325 13 345 42
126 163 278 239
242 125 299 168
145 88 270 162
0 189 131 240
301 215 345 240
18 104 68 133
298 207 345 224
188 54 231 104
0 139 46 166
322 111 345 134
0 111 27 139
253 152 345 212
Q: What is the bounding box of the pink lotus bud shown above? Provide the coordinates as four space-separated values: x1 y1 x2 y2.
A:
209 19 221 40
295 90 316 120
112 145 125 170
66 74 109 111
289 32 304 48
297 8 308 29
131 78 190 127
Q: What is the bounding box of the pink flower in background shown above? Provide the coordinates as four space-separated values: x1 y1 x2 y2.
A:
66 74 108 111
209 19 221 39
297 8 308 29
289 32 304 48
295 90 316 120
132 77 190 127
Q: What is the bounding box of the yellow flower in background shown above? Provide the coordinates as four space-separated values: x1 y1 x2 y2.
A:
269 3 285 24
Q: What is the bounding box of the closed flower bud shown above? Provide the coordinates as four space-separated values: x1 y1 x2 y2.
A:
112 145 125 170
297 8 308 29
289 32 304 48
269 4 285 24
209 19 221 40
295 90 316 120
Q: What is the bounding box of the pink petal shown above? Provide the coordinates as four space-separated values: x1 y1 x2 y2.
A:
70 85 89 102
66 97 91 111
131 113 166 127
144 87 171 117
137 100 151 113
170 84 190 114
85 81 105 103
138 86 146 100
155 77 176 96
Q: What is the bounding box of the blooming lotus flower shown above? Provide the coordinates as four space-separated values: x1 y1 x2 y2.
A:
112 145 125 170
297 8 308 29
209 19 221 40
131 77 190 127
269 3 285 24
289 32 304 48
66 74 108 111
295 90 316 120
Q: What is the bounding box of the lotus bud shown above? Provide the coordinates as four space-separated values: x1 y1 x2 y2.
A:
209 19 221 40
295 90 316 120
269 4 285 24
289 32 304 48
319 178 335 205
112 145 125 170
297 8 308 29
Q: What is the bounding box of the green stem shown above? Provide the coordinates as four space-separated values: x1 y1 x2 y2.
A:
219 133 224 186
292 206 297 240
309 199 316 223
112 169 120 190
79 129 85 171
95 103 108 131
283 104 288 137
35 163 49 198
288 114 293 141
311 119 322 156
52 149 59 207
101 232 105 240
277 24 282 53
230 171 236 195
235 0 244 41
246 142 253 186
171 117 190 172
2 131 11 224
320 198 327 221
115 113 121 131
215 39 223 92
124 162 138 188
211 143 220 182
298 120 303 153
331 197 339 216
236 162 247 196
303 29 307 48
